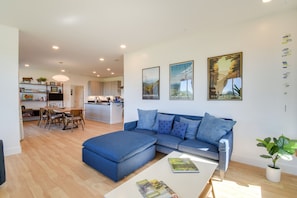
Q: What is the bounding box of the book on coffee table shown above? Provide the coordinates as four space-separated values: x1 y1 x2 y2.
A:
168 158 199 173
136 179 178 198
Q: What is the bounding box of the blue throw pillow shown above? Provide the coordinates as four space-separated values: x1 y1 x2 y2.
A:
196 112 236 146
136 109 157 130
152 113 175 131
171 121 188 139
158 120 173 134
180 117 201 139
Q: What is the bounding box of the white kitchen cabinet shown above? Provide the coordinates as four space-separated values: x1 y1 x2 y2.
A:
88 81 103 96
103 81 121 96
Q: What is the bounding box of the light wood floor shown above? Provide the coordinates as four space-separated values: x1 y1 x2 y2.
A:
0 120 296 198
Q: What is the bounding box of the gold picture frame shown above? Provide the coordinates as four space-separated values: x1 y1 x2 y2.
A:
142 66 160 100
208 52 242 100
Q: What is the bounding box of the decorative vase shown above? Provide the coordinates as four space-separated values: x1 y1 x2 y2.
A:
266 165 281 182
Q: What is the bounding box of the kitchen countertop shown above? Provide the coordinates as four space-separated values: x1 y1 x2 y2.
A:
85 102 110 105
85 102 123 105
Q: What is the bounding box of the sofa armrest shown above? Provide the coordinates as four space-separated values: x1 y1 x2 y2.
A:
124 121 138 131
218 130 233 173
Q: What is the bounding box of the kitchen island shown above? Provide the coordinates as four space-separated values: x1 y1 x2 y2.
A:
84 102 123 124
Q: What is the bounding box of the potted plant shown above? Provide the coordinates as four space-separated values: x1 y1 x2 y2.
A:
256 135 297 182
36 77 47 84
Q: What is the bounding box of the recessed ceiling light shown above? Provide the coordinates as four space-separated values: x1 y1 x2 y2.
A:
99 58 104 61
52 45 59 50
61 69 65 72
120 44 126 49
92 71 96 74
107 68 111 71
96 74 100 77
24 64 30 67
262 0 271 3
111 72 115 75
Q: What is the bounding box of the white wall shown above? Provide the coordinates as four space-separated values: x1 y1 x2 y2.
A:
124 10 297 175
0 25 22 155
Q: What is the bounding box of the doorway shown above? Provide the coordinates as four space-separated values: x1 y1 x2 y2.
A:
71 85 84 108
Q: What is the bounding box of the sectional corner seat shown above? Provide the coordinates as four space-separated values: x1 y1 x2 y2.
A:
82 110 236 182
82 131 157 182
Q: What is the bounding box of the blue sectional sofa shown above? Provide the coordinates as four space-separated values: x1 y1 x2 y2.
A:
124 110 236 179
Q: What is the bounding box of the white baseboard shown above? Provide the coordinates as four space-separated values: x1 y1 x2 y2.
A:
232 154 297 176
4 146 22 156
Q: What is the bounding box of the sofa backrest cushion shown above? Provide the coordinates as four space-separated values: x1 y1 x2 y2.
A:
152 113 175 131
136 109 158 130
196 112 236 146
179 117 201 140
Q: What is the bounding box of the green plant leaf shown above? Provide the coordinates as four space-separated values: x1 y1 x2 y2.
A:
260 154 272 159
256 142 265 147
283 140 297 154
264 137 271 144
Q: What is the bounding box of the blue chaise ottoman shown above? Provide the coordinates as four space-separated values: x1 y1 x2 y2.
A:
82 131 157 182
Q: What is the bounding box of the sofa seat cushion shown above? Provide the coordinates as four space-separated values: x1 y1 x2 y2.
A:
83 131 157 163
178 139 219 161
155 134 183 149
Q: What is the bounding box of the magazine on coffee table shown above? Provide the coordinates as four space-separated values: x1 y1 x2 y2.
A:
168 158 199 173
136 179 178 198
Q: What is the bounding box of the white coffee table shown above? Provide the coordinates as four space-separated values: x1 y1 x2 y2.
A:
104 151 218 198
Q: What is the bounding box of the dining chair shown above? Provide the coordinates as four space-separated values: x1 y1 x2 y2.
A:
37 108 48 127
46 109 64 129
64 109 84 131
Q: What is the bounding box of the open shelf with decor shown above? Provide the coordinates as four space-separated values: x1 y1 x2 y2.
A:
19 82 64 121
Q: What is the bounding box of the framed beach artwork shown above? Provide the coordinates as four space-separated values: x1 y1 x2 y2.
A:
169 60 194 100
142 66 160 100
208 52 242 100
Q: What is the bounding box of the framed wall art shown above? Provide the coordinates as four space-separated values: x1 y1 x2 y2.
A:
50 86 59 93
208 52 242 100
169 60 194 100
50 81 56 86
142 66 160 100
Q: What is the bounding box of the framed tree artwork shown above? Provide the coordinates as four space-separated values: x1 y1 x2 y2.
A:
169 60 194 100
208 52 242 100
142 66 160 100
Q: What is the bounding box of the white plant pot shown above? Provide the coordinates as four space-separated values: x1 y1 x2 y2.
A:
266 165 281 182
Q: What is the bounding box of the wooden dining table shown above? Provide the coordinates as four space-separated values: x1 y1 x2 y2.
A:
44 106 84 130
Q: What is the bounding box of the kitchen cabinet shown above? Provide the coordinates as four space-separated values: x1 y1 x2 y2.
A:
103 81 121 96
88 81 103 96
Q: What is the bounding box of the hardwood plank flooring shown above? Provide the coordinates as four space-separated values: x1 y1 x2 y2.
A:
0 120 296 198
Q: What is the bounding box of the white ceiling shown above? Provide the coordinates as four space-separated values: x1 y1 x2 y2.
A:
1 0 296 78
